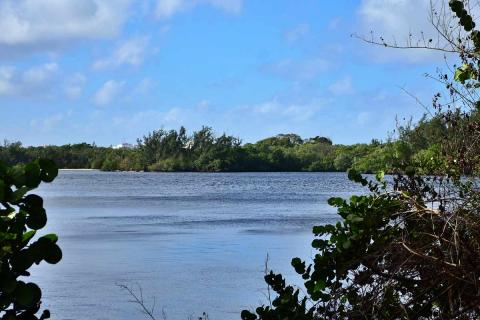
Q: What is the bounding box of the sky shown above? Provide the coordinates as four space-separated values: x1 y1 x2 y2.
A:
0 0 450 146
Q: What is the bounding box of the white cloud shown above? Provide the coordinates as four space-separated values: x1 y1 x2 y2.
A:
155 0 242 18
208 0 242 13
93 36 150 69
328 76 355 95
65 73 86 99
0 0 130 58
106 97 326 143
94 80 125 106
356 111 371 125
357 0 445 63
261 58 331 81
111 108 188 131
328 18 342 31
43 113 64 128
0 67 16 95
284 24 309 44
156 0 186 17
0 62 59 97
23 63 59 86
253 101 278 115
30 113 63 131
163 107 183 122
124 77 156 102
359 0 432 37
30 110 73 132
197 99 211 111
134 78 155 95
247 100 323 122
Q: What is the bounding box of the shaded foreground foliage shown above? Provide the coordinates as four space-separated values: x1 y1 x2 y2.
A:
0 159 61 319
1 117 448 173
241 1 480 319
242 170 480 319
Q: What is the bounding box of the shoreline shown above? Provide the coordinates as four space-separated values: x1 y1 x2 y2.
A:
59 169 346 173
59 168 97 171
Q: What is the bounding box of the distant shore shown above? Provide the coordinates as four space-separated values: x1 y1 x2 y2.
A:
59 168 97 171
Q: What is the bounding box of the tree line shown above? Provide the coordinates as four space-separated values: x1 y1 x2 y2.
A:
0 117 448 173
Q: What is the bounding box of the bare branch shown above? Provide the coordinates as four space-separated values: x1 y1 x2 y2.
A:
118 283 158 320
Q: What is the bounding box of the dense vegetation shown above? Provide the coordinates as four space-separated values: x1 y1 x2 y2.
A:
0 116 448 173
5 2 480 320
241 1 480 319
0 159 61 319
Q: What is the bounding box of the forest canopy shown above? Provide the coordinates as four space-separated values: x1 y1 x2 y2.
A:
0 115 449 174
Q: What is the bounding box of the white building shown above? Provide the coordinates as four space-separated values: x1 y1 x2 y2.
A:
112 143 134 149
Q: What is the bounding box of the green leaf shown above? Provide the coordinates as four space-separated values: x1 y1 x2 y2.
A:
26 208 47 230
0 161 6 177
241 310 257 320
291 258 305 274
328 197 345 207
24 162 41 188
291 257 302 266
312 239 328 249
313 280 326 292
38 159 58 183
14 282 41 308
0 275 17 293
10 187 29 203
8 165 25 188
375 171 385 181
312 226 325 235
449 0 464 13
346 214 354 221
10 251 34 272
22 231 36 246
454 64 476 83
0 179 5 202
405 166 416 177
347 168 367 186
351 216 364 223
40 234 58 243
43 244 62 264
24 194 43 208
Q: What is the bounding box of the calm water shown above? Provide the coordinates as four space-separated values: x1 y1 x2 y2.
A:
30 171 364 320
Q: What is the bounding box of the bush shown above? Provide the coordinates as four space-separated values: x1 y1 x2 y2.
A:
242 170 480 319
0 159 61 319
242 1 480 318
148 157 190 172
412 144 444 175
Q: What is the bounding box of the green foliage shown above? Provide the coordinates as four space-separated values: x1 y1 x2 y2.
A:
1 117 448 174
242 2 480 319
241 172 408 319
449 0 475 31
333 152 353 171
0 159 61 319
242 170 480 319
454 63 476 83
412 144 444 174
240 271 314 320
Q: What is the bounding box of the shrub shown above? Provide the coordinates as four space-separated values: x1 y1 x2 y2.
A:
242 170 480 319
0 159 61 319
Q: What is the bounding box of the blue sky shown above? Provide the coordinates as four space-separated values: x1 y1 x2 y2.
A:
0 0 446 146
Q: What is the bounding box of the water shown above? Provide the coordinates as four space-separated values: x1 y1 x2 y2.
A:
30 171 364 320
